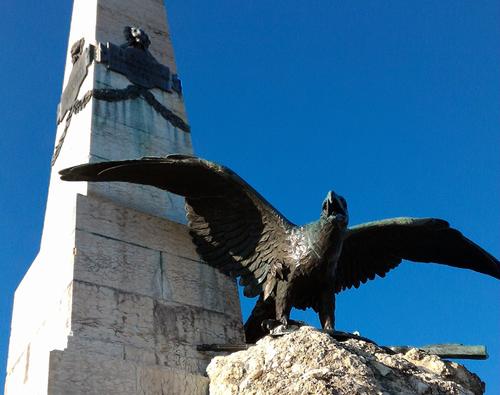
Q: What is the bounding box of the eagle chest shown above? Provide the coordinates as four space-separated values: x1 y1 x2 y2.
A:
287 229 314 269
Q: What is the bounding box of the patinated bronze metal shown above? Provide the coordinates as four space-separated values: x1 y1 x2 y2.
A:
96 26 181 94
58 39 94 123
59 155 500 343
123 26 151 50
57 26 183 126
52 27 190 166
197 342 488 360
386 344 488 360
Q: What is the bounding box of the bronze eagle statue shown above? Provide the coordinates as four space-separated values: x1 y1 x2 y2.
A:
60 155 500 343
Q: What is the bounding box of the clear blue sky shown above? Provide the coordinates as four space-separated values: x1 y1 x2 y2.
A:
1 0 499 392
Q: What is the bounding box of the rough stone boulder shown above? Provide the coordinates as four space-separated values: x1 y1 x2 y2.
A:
207 326 484 395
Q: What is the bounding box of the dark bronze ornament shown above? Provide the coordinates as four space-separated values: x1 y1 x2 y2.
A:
52 91 93 165
91 85 189 132
59 156 500 343
58 27 182 126
95 26 182 95
53 29 187 166
58 38 94 124
123 26 151 50
51 87 190 166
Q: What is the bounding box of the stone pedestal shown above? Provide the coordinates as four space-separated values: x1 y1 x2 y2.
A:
207 327 485 395
5 1 244 394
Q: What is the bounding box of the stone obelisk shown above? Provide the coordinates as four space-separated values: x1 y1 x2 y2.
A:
5 1 243 394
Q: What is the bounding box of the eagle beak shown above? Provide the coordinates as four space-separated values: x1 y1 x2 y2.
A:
323 192 348 226
324 191 335 216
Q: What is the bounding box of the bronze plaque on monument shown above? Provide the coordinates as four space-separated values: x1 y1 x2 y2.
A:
97 42 173 92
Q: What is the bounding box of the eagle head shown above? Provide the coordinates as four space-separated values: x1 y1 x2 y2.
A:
321 191 349 227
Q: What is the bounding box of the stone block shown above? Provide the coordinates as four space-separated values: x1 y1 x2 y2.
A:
67 278 244 374
136 365 209 395
152 300 243 346
74 229 163 299
48 349 137 394
162 251 242 318
47 345 209 394
71 280 156 350
70 280 243 347
87 175 186 223
75 193 198 260
66 334 208 374
74 194 243 317
91 109 191 160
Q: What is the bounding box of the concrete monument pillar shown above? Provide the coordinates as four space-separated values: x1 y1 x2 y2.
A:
5 1 244 393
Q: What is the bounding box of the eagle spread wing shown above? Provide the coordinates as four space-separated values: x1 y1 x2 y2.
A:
60 155 294 298
335 217 500 292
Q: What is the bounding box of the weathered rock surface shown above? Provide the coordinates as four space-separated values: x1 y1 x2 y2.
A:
207 326 484 395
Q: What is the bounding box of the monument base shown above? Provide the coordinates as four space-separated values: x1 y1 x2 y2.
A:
5 194 243 394
207 326 485 395
48 345 208 394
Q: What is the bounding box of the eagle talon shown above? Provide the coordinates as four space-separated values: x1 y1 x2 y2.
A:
260 317 306 338
269 323 302 337
322 329 378 345
261 319 282 332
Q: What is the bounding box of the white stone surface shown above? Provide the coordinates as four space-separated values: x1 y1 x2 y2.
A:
48 347 209 395
5 0 244 393
6 194 244 394
88 64 191 222
5 282 74 395
74 194 242 318
75 193 199 260
52 0 192 223
207 327 485 395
